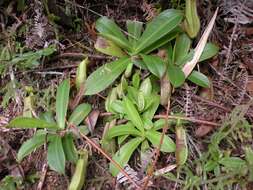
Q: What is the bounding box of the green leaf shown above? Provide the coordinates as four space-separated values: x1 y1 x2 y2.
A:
204 160 218 172
132 71 140 89
62 134 78 163
245 147 253 181
110 137 142 176
126 20 143 49
56 79 70 129
40 111 55 123
110 100 124 114
153 119 181 131
145 130 176 153
47 136 66 174
118 135 129 145
96 17 130 51
17 130 47 162
142 94 160 120
105 87 118 112
188 71 210 88
198 43 219 62
135 9 183 53
95 37 125 57
8 117 58 129
219 157 246 170
68 150 89 190
173 33 191 64
141 54 166 78
167 65 185 87
68 103 92 126
245 147 253 166
139 77 152 96
85 57 130 95
106 123 142 139
137 91 145 111
123 97 144 134
141 27 180 54
177 43 219 66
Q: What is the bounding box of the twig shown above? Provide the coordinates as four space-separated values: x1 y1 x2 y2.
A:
73 126 141 189
53 52 108 60
37 162 48 190
154 115 220 127
141 98 171 189
192 95 230 112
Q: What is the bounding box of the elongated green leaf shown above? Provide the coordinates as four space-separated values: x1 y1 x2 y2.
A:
118 135 129 145
141 54 166 78
62 134 78 163
85 57 130 95
40 111 55 123
198 43 219 62
95 37 125 57
68 103 92 126
145 130 176 152
105 87 118 112
110 100 124 114
126 20 143 49
219 157 246 170
245 147 253 166
17 130 47 162
106 123 142 139
177 43 219 66
96 17 130 51
132 72 140 89
153 119 178 131
135 9 183 53
8 117 58 129
188 71 210 88
143 94 160 120
68 150 89 190
56 79 70 129
173 33 191 64
141 27 180 54
110 137 142 176
47 136 66 174
123 97 144 134
167 65 185 87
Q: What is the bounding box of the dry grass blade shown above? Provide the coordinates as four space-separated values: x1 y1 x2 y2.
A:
182 8 219 77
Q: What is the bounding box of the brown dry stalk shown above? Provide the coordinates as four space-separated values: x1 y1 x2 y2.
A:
154 115 220 127
74 126 141 189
